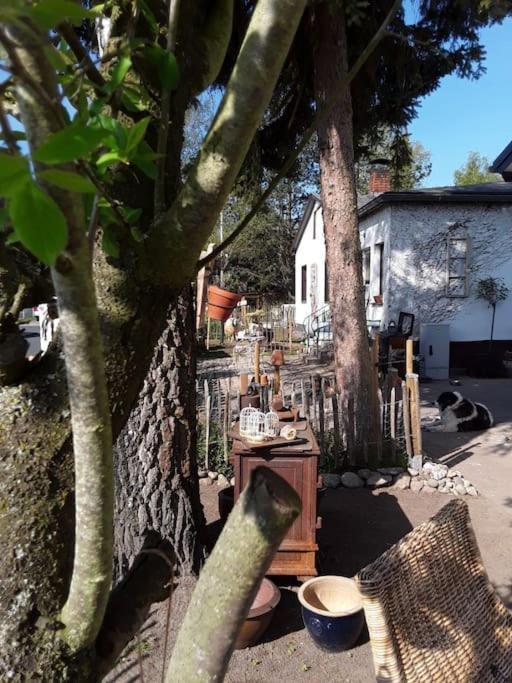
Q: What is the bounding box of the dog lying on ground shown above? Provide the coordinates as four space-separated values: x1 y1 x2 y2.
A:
425 391 494 432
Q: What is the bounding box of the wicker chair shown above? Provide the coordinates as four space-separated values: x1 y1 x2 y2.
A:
357 499 512 682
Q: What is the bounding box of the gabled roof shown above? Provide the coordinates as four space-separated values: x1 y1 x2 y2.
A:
292 194 320 252
490 141 512 181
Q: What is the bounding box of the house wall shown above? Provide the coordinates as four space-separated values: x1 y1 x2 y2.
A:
386 203 512 342
294 201 327 324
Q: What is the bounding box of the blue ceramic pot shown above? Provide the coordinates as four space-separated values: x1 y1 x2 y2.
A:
298 576 364 652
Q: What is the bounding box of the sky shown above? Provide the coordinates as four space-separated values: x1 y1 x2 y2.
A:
408 18 512 187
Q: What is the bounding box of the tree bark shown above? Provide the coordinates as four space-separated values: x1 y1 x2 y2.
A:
114 288 206 581
0 1 308 676
313 2 379 464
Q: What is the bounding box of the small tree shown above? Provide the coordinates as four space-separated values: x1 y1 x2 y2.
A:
475 277 510 351
454 152 501 186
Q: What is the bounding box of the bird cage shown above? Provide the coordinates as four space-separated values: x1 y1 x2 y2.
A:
264 411 280 438
240 407 265 441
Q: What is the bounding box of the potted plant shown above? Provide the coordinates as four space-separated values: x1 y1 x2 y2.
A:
475 277 510 352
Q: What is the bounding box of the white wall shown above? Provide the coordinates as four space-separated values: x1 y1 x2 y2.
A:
387 203 512 341
294 201 327 324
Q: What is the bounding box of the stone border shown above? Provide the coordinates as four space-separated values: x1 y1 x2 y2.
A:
321 459 478 497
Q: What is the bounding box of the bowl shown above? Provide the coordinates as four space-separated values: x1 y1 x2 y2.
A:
235 577 280 649
298 575 364 652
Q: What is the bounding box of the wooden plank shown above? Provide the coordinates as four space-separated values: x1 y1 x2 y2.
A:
406 338 414 375
222 380 229 462
331 390 341 469
410 373 423 457
239 373 249 396
318 376 325 465
205 392 211 472
254 340 260 384
390 386 397 461
301 379 308 421
402 380 413 459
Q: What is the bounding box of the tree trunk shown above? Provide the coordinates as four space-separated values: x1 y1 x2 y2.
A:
313 2 379 464
114 288 206 580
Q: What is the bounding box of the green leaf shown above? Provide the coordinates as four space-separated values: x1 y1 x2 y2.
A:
130 226 145 242
9 180 67 265
39 169 96 193
95 115 127 151
34 124 109 164
125 117 150 154
123 207 143 224
120 84 151 113
43 45 70 72
132 156 157 179
138 0 158 33
96 151 125 170
101 226 120 258
143 46 180 91
0 153 30 197
159 51 180 91
30 0 94 29
106 56 132 94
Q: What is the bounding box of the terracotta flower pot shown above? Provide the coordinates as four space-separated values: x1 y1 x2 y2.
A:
235 578 281 649
207 286 241 322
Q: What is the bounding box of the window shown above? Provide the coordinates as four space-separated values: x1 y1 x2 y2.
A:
446 236 468 297
362 247 371 282
376 243 384 296
324 261 329 302
301 265 307 303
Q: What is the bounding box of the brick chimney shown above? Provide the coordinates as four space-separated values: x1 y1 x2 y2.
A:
368 159 391 194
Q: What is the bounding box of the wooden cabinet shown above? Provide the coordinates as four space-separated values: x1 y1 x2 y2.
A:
231 423 319 579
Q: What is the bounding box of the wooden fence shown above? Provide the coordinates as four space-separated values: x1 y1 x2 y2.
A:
196 364 423 471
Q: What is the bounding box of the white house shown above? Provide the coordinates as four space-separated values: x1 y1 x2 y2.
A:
293 154 512 373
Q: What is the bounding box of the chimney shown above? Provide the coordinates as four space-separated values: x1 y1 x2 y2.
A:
368 159 391 194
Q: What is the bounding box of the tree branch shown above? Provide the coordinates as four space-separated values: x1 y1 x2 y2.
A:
6 22 114 652
57 21 106 88
197 0 402 270
154 0 181 214
150 0 309 286
166 467 301 682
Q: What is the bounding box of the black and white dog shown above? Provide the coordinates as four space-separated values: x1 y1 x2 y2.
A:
426 391 494 432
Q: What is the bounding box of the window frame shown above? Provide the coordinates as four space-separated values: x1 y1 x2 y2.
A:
301 264 307 303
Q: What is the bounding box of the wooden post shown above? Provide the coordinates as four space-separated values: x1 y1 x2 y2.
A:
206 314 211 351
204 382 211 472
239 373 249 396
301 379 308 421
402 380 413 459
222 380 229 463
318 375 325 464
377 388 383 463
409 373 422 458
406 338 414 375
273 366 280 396
331 389 341 469
390 386 397 461
254 341 260 384
288 314 293 351
310 375 317 430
